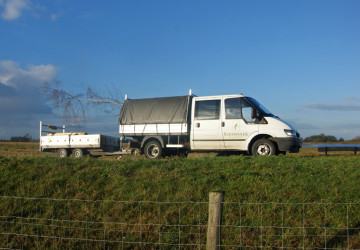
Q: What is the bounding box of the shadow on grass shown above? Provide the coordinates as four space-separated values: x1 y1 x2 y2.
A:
325 221 360 249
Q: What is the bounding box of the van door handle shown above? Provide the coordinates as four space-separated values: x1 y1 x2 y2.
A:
196 123 200 128
222 122 225 127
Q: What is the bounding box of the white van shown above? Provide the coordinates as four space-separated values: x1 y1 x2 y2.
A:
119 94 301 158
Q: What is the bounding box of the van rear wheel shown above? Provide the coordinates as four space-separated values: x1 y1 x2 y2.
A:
144 141 162 159
251 139 276 156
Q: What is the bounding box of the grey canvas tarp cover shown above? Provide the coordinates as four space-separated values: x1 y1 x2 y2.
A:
119 96 191 125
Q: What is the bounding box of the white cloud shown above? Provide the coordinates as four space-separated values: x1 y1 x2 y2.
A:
0 0 29 20
0 60 59 139
0 60 58 89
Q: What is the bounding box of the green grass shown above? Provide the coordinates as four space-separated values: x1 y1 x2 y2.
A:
1 155 360 248
1 155 360 202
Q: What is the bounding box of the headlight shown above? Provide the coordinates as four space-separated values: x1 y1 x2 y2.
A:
284 129 296 136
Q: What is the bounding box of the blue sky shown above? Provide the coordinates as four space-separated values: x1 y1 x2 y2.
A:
0 0 359 140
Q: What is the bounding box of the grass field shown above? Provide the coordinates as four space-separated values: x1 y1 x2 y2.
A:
1 144 359 202
1 142 360 248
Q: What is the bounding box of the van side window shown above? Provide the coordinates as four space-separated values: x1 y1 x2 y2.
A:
225 98 241 119
241 98 255 123
194 100 220 120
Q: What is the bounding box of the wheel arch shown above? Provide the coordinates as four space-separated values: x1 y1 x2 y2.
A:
247 134 278 154
140 136 164 153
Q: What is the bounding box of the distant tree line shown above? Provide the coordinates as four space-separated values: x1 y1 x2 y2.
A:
348 136 360 143
1 134 38 142
304 134 344 143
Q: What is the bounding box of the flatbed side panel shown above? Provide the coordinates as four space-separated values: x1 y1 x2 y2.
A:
100 135 121 147
100 135 121 152
40 135 70 149
40 134 120 150
119 123 188 136
69 134 101 148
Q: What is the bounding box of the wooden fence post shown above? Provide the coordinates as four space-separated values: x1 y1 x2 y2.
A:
206 191 224 250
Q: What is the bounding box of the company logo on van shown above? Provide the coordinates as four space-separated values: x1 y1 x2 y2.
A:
223 132 248 137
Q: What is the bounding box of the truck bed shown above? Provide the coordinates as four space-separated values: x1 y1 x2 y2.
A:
119 123 188 136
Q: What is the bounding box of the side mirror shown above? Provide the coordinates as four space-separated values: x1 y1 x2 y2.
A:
251 108 257 119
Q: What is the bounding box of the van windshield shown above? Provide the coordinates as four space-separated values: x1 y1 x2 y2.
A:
245 97 274 116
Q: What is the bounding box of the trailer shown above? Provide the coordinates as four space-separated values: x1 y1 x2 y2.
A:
39 121 127 158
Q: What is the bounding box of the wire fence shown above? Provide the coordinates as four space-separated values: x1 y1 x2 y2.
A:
1 195 360 249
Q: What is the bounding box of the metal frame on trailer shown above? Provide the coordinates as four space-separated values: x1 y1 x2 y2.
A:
39 121 66 151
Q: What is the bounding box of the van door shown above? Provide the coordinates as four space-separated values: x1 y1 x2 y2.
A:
192 99 223 150
222 97 259 150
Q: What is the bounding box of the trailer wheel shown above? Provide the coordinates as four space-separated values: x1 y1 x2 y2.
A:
72 148 84 158
57 148 69 158
251 139 276 156
144 141 162 159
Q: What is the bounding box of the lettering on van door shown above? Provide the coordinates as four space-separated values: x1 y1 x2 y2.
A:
223 97 258 150
224 132 248 137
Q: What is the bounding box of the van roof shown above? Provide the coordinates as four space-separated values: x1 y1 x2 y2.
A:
193 94 245 100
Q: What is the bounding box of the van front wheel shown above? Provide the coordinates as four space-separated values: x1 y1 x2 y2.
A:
144 141 162 159
251 139 276 156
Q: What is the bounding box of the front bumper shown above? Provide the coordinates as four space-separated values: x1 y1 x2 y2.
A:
274 137 302 153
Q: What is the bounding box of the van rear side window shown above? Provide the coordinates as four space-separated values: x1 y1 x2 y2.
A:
194 100 220 120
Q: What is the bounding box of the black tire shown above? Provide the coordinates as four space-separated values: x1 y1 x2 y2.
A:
144 141 162 159
72 148 84 158
251 139 277 156
57 148 69 158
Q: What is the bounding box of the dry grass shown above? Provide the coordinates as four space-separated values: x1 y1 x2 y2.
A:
0 142 53 158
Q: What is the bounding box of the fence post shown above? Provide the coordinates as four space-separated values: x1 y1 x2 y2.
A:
206 191 224 250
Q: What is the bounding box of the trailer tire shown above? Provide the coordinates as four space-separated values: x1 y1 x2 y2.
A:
144 140 162 159
57 148 69 158
251 139 276 156
72 148 84 158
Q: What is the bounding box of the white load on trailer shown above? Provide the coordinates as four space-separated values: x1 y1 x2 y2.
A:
39 121 121 158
